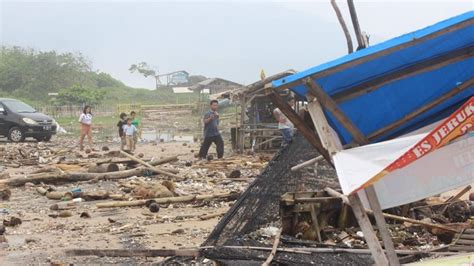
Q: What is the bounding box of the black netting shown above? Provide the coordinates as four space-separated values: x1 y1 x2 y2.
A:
200 134 372 265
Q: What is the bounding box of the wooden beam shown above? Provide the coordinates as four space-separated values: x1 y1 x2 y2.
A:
347 0 365 49
306 95 342 154
304 81 399 264
364 186 400 266
302 96 391 264
304 78 369 144
239 94 246 154
290 155 324 172
333 45 474 103
331 0 353 54
347 193 389 266
265 86 333 164
368 77 474 140
272 19 473 91
66 248 198 257
262 228 282 266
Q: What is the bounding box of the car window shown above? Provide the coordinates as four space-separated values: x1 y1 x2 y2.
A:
3 100 36 113
0 103 5 113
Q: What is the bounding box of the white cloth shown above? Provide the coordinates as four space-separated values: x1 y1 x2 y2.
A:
274 108 294 129
334 132 474 209
78 113 92 125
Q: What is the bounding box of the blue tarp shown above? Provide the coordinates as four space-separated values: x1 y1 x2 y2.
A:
272 11 474 145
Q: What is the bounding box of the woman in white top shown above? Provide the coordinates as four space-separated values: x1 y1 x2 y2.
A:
78 105 93 150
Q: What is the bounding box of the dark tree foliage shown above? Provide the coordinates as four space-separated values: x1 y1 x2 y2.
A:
0 46 125 104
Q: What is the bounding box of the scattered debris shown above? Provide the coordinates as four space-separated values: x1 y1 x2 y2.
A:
3 216 22 227
80 212 91 218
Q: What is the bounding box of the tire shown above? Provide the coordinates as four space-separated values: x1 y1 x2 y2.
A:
43 135 52 142
35 137 43 142
8 127 25 143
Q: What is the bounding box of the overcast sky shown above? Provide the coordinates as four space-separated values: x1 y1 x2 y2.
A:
1 0 472 89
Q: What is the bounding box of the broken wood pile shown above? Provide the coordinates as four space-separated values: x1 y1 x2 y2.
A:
269 188 474 263
0 138 268 263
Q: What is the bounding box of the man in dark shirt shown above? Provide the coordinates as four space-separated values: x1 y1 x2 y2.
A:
198 100 224 159
116 112 127 150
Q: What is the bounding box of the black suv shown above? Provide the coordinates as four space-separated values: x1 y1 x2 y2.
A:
0 98 57 142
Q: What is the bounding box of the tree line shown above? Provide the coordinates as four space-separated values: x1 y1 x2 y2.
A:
0 46 126 105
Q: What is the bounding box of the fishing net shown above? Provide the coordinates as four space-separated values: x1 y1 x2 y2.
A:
200 133 372 265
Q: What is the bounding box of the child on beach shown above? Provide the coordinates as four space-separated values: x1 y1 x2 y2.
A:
130 111 141 150
122 118 137 152
116 112 127 150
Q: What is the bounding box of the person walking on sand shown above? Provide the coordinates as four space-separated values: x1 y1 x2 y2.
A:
198 100 224 160
78 105 93 151
122 118 137 153
273 97 295 146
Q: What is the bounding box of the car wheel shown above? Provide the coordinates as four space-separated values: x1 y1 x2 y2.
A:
8 127 25 142
43 135 52 142
35 137 43 142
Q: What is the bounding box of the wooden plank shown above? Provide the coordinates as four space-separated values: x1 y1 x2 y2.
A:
348 193 389 266
290 155 324 172
448 246 474 252
333 45 474 103
455 234 474 240
266 86 332 164
306 95 341 154
303 90 392 265
262 228 282 266
310 204 322 242
212 245 459 255
368 77 474 140
364 186 400 266
239 94 246 153
446 185 471 203
454 239 474 245
304 78 369 145
66 248 199 257
271 19 474 91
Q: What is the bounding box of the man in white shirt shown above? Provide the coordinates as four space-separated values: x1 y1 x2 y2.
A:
273 97 295 146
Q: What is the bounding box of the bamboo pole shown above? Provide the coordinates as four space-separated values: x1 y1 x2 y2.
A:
262 228 282 266
291 155 324 172
0 168 152 187
96 192 239 209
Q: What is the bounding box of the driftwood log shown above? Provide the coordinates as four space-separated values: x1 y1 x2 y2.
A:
120 151 182 180
88 163 119 173
149 156 179 166
96 192 240 208
66 248 198 257
93 155 178 167
66 245 457 259
0 168 156 187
